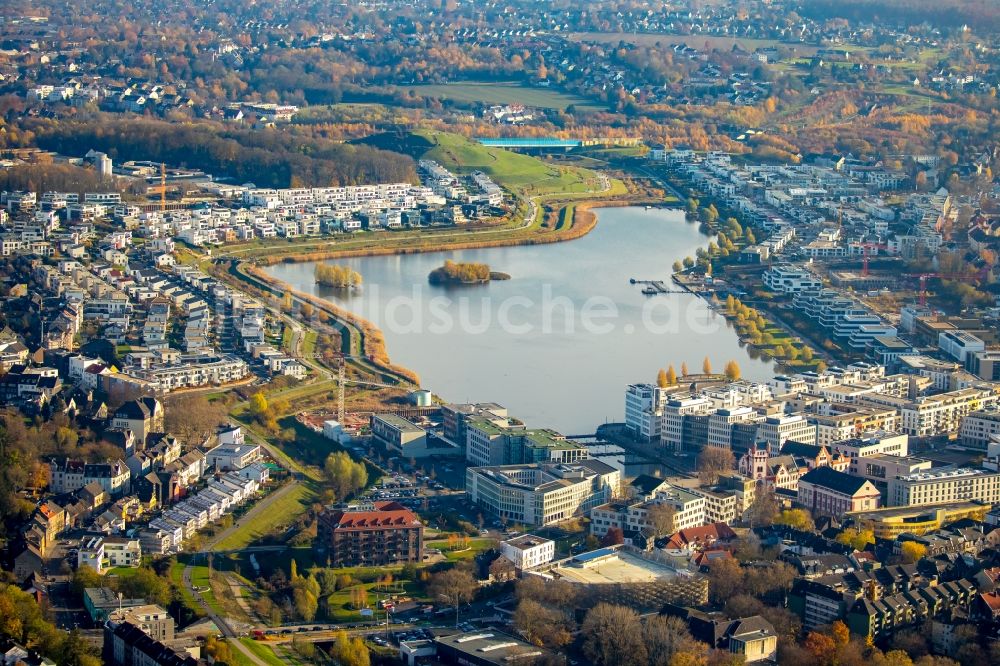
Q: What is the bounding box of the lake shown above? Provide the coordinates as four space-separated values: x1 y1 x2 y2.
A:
266 206 772 434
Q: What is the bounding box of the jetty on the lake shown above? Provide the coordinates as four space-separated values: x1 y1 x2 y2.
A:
629 278 687 295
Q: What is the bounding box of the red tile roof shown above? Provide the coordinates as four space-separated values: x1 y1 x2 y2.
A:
979 592 1000 612
326 501 422 531
666 522 737 550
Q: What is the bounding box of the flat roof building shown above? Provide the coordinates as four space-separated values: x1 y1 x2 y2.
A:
500 534 555 571
466 460 620 526
433 631 552 666
888 468 1000 508
370 413 429 457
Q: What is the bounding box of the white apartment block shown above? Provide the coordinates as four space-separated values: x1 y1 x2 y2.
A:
103 537 142 568
625 383 668 442
139 354 249 392
810 408 901 446
861 388 1000 438
78 536 106 574
688 487 738 525
707 407 760 450
661 395 714 450
938 330 986 365
888 468 1000 508
960 407 1000 451
590 489 706 539
830 432 909 461
499 535 555 571
206 441 261 471
757 413 816 449
762 265 823 294
655 486 708 531
466 460 620 527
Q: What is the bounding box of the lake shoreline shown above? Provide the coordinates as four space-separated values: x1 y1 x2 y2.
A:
250 199 665 266
264 206 774 432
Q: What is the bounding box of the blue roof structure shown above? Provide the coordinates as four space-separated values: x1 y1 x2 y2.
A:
477 137 581 148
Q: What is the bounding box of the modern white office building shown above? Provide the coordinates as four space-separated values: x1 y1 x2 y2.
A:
888 468 1000 508
661 395 714 450
625 383 668 442
757 413 816 449
500 534 555 571
466 460 621 526
830 431 909 460
707 407 759 450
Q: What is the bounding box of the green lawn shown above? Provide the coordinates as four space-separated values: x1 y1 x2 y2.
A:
425 537 494 561
400 82 602 110
237 639 286 666
169 561 203 618
212 481 318 551
324 580 423 621
302 330 318 357
105 566 140 578
416 130 600 197
227 644 257 666
188 564 227 616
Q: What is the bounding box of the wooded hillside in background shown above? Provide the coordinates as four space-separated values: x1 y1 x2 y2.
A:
25 117 417 189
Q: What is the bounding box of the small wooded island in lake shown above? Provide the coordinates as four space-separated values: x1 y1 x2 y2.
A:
428 259 510 285
315 263 363 288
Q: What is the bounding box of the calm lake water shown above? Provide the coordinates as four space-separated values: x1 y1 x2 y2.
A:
266 207 772 434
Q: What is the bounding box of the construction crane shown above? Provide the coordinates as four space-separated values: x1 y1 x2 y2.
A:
858 241 889 276
905 268 990 306
160 162 166 212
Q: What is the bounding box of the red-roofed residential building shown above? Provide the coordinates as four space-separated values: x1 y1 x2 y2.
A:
973 592 1000 622
664 522 738 553
316 501 424 567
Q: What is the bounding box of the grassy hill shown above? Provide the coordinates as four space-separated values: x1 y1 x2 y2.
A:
360 130 600 197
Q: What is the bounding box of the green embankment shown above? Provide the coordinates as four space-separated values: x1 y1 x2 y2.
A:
237 639 286 666
415 130 599 196
211 482 318 552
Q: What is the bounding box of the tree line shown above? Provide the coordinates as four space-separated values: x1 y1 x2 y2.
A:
25 117 417 189
656 356 741 387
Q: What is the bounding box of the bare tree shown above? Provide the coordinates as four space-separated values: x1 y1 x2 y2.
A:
698 447 735 485
746 485 779 527
513 599 572 648
428 567 477 627
647 502 677 537
644 615 708 666
164 394 229 446
581 604 648 666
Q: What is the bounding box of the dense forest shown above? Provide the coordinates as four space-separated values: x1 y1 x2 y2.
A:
25 118 417 189
0 163 143 197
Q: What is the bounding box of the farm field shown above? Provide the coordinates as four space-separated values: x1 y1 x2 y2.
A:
399 81 602 110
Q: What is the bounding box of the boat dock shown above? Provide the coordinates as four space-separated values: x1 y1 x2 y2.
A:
630 279 687 295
